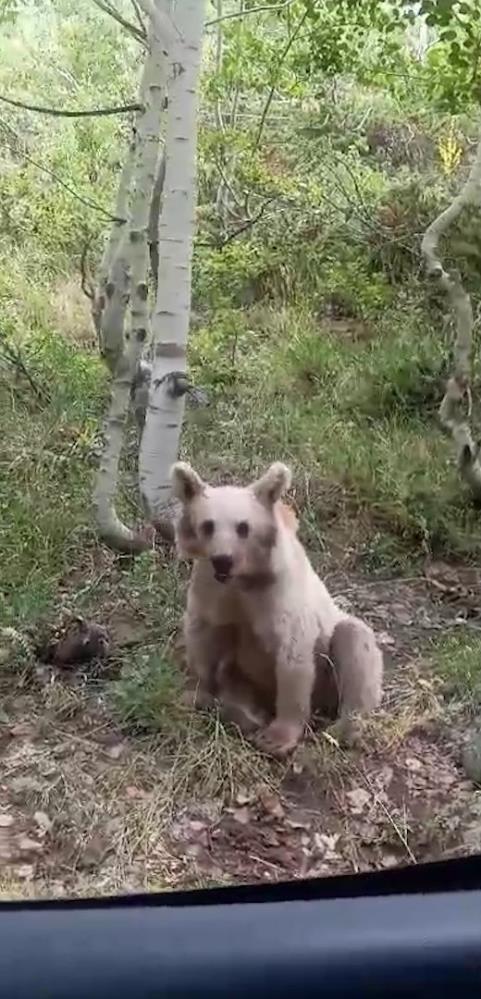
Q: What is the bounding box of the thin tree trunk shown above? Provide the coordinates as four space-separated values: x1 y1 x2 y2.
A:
93 0 169 552
92 132 135 370
139 0 207 531
253 5 309 151
214 0 229 224
421 133 481 500
230 0 245 130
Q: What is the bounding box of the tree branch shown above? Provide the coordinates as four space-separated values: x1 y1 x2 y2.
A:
0 122 125 223
217 196 276 247
0 334 50 404
253 5 309 151
80 233 95 301
0 93 142 117
92 0 147 43
422 133 481 500
206 0 294 27
130 0 147 35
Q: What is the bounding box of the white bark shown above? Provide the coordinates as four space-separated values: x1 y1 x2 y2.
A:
93 0 169 552
421 133 481 500
139 0 207 527
92 134 135 370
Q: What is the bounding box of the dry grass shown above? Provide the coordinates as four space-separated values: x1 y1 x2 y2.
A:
49 276 95 348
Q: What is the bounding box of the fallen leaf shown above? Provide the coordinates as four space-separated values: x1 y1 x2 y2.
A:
10 722 35 738
11 777 44 794
285 817 311 831
346 788 371 814
125 785 150 800
189 820 207 834
314 832 340 860
232 807 251 826
379 765 393 786
235 789 253 806
405 756 423 773
380 854 400 869
260 828 280 847
376 631 396 648
257 787 284 819
0 814 14 828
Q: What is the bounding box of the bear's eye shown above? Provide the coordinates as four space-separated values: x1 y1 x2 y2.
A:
201 519 215 537
236 521 249 539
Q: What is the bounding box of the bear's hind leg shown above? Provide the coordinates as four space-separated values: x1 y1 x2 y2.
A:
326 617 383 745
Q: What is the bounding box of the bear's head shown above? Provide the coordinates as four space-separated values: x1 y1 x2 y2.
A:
170 461 293 585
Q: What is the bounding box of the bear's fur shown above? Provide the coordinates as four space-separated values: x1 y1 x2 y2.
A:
171 460 383 757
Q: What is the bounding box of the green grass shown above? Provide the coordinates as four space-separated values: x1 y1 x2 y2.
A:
2 286 479 645
187 301 481 567
0 329 107 627
428 634 481 707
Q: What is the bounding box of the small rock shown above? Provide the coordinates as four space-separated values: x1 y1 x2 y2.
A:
405 756 423 773
285 816 311 831
78 836 109 870
376 631 396 648
0 814 14 828
231 807 251 826
15 864 35 880
17 836 42 853
189 820 207 834
106 744 125 760
380 854 400 869
462 733 481 785
235 789 253 806
11 776 44 794
345 787 371 814
50 620 110 667
34 811 53 834
314 833 340 860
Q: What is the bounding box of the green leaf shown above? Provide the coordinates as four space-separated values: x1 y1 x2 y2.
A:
440 29 458 41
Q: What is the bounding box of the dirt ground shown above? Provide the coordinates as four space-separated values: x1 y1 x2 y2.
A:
1 562 481 900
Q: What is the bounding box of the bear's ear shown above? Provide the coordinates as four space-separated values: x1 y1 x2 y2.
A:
170 462 205 503
251 462 292 506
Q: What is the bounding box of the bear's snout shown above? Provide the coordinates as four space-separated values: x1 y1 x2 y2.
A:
211 555 233 583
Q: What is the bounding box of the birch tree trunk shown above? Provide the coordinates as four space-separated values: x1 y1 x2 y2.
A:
421 133 481 500
139 0 207 530
92 134 135 371
93 0 169 552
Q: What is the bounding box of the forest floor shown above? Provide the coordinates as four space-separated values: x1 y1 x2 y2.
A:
2 536 481 899
2 290 481 899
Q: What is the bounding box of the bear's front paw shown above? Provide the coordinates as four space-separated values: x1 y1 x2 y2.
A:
255 719 303 758
181 686 215 711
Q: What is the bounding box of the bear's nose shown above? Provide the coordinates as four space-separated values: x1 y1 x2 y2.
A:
211 555 233 581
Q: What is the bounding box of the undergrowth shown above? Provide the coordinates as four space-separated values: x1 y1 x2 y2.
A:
1 10 481 738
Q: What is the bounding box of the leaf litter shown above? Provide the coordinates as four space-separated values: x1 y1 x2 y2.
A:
0 572 480 897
